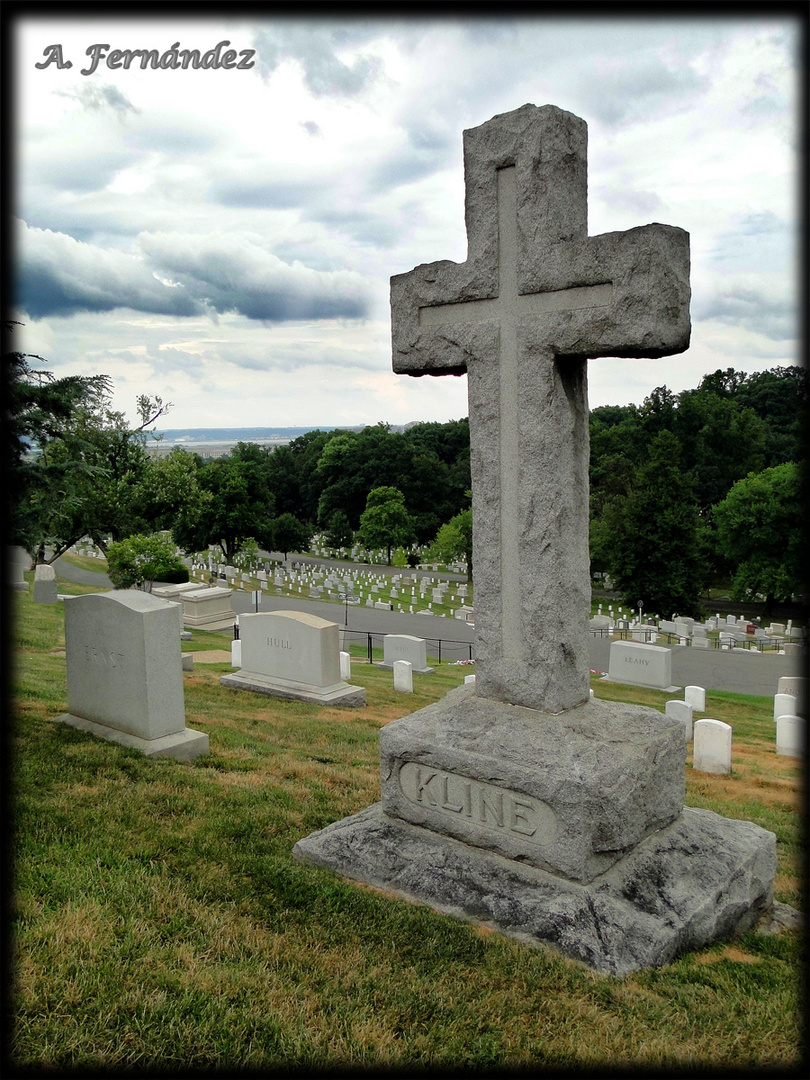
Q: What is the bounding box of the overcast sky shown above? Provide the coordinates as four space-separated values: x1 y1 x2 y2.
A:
9 10 802 432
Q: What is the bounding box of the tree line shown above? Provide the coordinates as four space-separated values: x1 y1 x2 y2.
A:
5 321 806 616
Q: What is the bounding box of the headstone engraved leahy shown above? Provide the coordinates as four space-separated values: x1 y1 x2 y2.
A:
294 104 776 975
56 592 208 761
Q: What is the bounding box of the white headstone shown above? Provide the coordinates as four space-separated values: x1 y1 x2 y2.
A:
684 685 706 712
666 699 694 742
221 611 366 707
777 677 807 716
339 650 352 680
607 641 675 690
393 660 414 693
378 634 435 675
33 564 59 604
774 693 797 723
56 592 208 760
693 719 732 775
776 715 804 758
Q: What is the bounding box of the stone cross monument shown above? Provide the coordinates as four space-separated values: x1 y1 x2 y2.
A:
391 104 690 713
295 105 777 975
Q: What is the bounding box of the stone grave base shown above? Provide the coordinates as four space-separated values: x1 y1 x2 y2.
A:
294 802 775 976
377 661 435 675
221 670 366 708
186 617 238 632
293 686 776 975
57 713 209 762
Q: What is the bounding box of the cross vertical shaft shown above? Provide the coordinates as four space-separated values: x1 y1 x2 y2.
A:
391 103 690 715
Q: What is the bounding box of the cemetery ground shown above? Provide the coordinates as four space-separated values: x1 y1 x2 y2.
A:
7 571 804 1071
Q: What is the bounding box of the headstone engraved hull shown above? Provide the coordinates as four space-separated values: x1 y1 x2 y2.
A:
221 611 366 708
294 104 776 974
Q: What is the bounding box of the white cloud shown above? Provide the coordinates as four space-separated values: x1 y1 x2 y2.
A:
11 11 801 428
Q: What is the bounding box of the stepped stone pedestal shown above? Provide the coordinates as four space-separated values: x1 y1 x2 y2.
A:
295 685 775 975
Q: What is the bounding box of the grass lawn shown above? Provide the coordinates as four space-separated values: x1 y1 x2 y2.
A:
7 573 805 1070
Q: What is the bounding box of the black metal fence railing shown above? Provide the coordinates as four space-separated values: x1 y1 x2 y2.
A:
232 622 476 664
342 630 475 665
588 628 789 651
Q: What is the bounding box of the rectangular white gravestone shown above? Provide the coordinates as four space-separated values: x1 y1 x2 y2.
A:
56 592 208 760
607 640 677 690
393 660 414 693
778 677 807 716
294 103 776 976
33 564 58 604
693 719 732 775
378 634 435 675
221 611 365 707
684 685 706 712
773 692 797 722
776 715 804 758
666 699 694 742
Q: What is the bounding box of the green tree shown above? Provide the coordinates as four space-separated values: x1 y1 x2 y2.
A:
604 430 705 618
324 509 353 550
172 453 275 563
105 532 189 592
4 327 112 559
356 486 415 565
714 461 806 613
268 513 312 560
25 391 176 562
430 507 473 581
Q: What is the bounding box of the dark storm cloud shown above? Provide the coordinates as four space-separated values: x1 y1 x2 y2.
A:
140 231 370 321
15 220 370 324
16 221 200 318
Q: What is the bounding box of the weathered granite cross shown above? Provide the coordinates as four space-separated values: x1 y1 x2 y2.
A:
391 104 690 713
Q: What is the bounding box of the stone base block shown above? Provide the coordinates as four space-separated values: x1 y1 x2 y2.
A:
293 803 776 976
57 714 209 761
377 662 435 675
220 670 366 708
380 686 686 883
186 617 238 632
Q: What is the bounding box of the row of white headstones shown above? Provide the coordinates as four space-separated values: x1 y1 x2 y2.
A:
190 559 475 619
663 677 806 770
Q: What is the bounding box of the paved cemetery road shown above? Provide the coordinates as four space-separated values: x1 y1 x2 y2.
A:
52 556 477 663
52 557 799 691
53 556 114 589
230 590 478 664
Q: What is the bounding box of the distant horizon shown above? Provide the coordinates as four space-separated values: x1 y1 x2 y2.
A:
145 422 429 442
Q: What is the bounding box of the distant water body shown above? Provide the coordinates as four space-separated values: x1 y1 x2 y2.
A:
145 426 362 456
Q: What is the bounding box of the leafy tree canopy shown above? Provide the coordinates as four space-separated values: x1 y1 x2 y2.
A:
714 461 806 611
106 532 189 592
356 486 415 565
